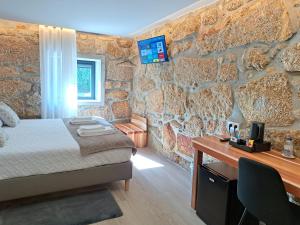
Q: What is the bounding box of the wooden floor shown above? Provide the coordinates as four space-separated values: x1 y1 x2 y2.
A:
96 148 205 225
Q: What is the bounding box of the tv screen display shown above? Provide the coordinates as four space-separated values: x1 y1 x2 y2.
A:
138 35 169 64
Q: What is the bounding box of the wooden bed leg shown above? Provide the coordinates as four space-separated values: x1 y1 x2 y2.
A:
125 179 130 191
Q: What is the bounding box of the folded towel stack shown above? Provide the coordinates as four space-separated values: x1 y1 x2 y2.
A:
77 124 116 137
70 116 98 125
79 124 106 130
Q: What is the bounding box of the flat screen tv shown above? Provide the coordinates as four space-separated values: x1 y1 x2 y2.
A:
138 35 169 64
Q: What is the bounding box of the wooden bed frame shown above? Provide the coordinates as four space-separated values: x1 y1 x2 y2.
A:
0 161 132 202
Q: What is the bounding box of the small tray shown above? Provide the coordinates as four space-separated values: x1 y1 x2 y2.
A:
229 141 271 153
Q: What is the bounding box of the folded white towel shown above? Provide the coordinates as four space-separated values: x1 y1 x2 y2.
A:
70 120 98 125
78 126 113 133
70 116 97 125
79 124 106 131
77 126 116 137
71 116 93 121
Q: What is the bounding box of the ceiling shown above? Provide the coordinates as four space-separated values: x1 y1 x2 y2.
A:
0 0 214 36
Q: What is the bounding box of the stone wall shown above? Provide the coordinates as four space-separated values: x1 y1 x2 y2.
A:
0 19 135 121
131 0 300 167
3 0 300 168
76 33 135 122
0 19 40 118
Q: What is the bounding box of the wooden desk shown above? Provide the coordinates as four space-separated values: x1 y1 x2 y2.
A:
191 136 300 209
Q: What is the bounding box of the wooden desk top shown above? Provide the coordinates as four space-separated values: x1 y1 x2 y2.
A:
192 136 300 198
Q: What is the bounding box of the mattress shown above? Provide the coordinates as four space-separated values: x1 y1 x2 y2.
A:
0 119 132 180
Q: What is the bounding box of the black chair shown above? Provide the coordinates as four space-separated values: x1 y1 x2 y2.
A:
237 157 300 225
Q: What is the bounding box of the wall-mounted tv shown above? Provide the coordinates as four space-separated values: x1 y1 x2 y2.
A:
138 35 169 64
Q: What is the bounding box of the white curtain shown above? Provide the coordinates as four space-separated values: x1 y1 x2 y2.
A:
39 26 78 119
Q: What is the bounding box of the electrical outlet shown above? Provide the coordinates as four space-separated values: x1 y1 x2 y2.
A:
227 121 240 133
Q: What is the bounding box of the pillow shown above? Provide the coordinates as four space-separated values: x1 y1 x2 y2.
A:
0 128 8 147
0 102 20 127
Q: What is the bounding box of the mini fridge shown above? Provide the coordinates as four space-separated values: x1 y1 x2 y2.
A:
196 162 244 225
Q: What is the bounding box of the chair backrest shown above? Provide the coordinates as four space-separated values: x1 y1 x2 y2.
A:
131 114 147 131
237 158 293 225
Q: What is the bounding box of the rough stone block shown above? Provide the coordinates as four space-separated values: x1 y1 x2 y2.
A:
219 63 238 81
105 81 131 90
106 90 129 100
160 62 174 82
149 125 163 140
0 66 20 77
243 47 270 71
146 63 161 79
111 101 130 119
137 77 156 92
25 92 41 118
170 39 193 58
174 57 217 87
197 0 294 55
281 43 300 71
23 65 39 74
117 38 133 48
237 70 294 126
132 98 145 115
177 134 195 158
188 84 233 119
163 84 186 116
107 61 134 81
205 119 218 134
224 0 243 11
148 131 163 153
170 120 182 130
0 35 39 66
106 42 130 59
202 8 218 25
147 113 163 127
134 63 147 78
94 38 110 55
183 116 203 137
163 123 176 151
77 36 96 54
170 13 200 41
146 89 164 113
0 80 32 97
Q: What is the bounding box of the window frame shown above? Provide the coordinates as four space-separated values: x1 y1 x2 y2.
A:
77 55 105 106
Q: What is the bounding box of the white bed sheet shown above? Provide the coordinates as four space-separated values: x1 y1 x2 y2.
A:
0 119 132 180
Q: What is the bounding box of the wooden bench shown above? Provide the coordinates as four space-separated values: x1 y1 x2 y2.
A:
115 114 147 148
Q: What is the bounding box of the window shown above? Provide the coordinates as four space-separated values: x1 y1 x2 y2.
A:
77 60 96 100
77 57 105 105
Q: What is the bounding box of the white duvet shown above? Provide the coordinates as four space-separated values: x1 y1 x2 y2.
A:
0 119 132 180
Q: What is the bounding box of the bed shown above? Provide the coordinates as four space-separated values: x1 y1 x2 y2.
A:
0 119 135 202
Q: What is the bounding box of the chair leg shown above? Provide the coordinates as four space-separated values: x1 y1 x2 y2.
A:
238 208 248 225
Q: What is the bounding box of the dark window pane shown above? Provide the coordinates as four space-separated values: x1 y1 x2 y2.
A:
77 60 96 100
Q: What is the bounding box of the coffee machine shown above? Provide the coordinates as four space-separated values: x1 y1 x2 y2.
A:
249 122 265 143
229 121 271 153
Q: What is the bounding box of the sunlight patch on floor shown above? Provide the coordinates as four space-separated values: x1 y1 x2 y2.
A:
131 154 164 170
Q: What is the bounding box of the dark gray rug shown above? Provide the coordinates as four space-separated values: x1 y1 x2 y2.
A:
0 189 123 225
